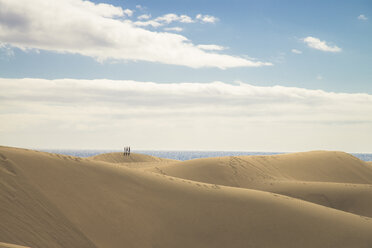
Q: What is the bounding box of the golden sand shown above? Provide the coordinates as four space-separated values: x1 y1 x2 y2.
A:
1 146 372 248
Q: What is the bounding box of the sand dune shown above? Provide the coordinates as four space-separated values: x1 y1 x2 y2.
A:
0 242 31 248
1 146 372 248
146 151 372 217
91 152 176 163
147 151 372 184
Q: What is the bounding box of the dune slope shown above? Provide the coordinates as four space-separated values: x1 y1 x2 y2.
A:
146 151 372 217
91 152 176 163
0 242 31 248
1 146 372 248
148 151 372 184
0 151 97 248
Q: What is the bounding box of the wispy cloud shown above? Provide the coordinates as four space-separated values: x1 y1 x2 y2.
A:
197 44 226 51
123 9 133 17
1 78 371 123
0 0 271 69
133 20 162 28
0 43 15 58
1 78 371 150
196 14 218 23
164 27 183 32
137 14 151 20
358 14 368 21
133 13 218 28
291 49 302 54
133 13 195 27
155 14 194 24
302 36 341 53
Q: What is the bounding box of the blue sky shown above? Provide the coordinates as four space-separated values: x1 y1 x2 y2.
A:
1 0 371 93
0 0 371 151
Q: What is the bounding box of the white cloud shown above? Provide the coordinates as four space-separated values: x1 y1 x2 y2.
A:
197 44 226 51
1 78 372 151
0 0 271 69
74 0 127 18
358 14 368 21
164 27 183 32
135 13 217 28
154 14 194 24
133 20 162 28
154 13 180 23
302 37 341 53
123 9 133 17
138 14 151 20
134 13 194 27
196 14 218 23
291 49 302 54
316 75 323 80
0 43 14 58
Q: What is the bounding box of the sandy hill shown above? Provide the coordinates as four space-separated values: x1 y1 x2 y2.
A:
90 152 178 169
1 146 372 248
0 242 31 248
147 151 372 217
91 152 177 163
148 151 372 184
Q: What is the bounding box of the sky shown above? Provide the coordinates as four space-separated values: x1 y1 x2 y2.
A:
0 0 371 152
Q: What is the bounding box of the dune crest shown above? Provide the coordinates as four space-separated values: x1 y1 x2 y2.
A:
91 152 177 163
146 151 372 217
1 146 372 248
0 242 31 248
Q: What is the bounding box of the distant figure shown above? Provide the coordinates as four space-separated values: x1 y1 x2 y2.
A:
123 146 130 156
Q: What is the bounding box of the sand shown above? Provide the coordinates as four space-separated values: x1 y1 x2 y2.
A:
0 242 30 248
146 151 372 217
1 146 372 248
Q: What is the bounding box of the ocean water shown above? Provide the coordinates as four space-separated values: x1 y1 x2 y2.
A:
40 149 372 162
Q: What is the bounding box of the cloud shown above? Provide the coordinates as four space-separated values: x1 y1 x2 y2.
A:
0 43 15 58
138 14 151 20
135 13 194 27
154 14 194 24
164 27 183 32
0 0 271 69
197 44 226 51
1 78 371 122
358 14 368 21
77 1 128 18
123 9 133 17
291 49 302 54
302 37 341 52
316 75 323 80
1 78 372 151
133 20 162 28
134 13 218 28
196 14 218 23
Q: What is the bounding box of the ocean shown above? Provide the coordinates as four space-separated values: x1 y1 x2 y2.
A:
40 149 372 162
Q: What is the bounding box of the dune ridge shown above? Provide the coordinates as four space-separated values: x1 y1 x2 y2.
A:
146 151 372 217
1 146 372 248
91 152 177 163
